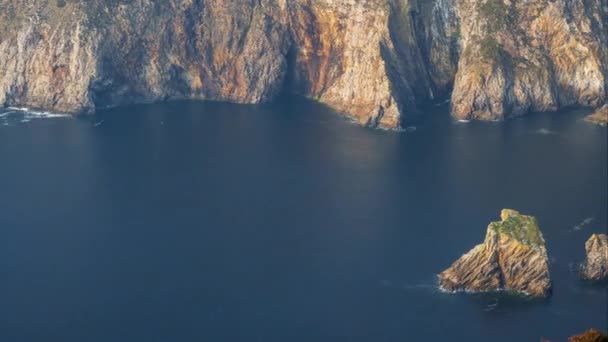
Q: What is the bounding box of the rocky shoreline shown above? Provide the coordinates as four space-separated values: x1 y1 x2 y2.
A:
1 0 606 129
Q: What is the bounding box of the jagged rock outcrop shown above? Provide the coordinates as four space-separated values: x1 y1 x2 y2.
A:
585 104 608 126
0 0 605 127
439 209 552 297
542 329 608 342
567 329 608 342
581 233 608 281
451 0 607 120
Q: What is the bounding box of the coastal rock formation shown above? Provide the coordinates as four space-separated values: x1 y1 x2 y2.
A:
0 0 606 127
0 0 293 113
0 0 457 127
581 233 608 281
568 329 608 342
439 209 552 297
542 329 608 342
451 0 608 120
585 104 608 126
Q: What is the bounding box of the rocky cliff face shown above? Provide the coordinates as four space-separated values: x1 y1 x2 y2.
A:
0 0 605 128
581 233 608 281
0 0 293 113
439 209 552 297
543 329 608 342
452 0 607 120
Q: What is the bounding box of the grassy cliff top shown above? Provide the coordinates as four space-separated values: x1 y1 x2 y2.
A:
489 209 545 247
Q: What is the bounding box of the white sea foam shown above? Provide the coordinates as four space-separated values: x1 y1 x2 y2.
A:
573 217 593 231
456 119 470 123
23 110 70 119
484 301 499 312
537 128 556 135
1 107 70 126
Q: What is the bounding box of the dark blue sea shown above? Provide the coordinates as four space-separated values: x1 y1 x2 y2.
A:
0 98 606 341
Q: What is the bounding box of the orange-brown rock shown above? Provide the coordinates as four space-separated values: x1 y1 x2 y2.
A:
1 0 455 128
568 329 608 342
585 105 608 126
451 0 607 120
581 233 608 281
439 209 552 297
0 0 605 127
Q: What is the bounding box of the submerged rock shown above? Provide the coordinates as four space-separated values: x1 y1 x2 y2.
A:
585 105 608 126
439 209 552 297
581 234 608 281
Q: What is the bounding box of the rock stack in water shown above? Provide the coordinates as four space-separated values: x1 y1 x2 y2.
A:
541 329 608 342
567 329 608 342
581 234 608 281
439 209 552 297
585 105 608 126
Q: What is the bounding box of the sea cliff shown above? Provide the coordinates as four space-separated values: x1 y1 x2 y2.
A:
0 0 606 128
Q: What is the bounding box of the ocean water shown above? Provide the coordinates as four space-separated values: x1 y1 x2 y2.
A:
0 98 606 341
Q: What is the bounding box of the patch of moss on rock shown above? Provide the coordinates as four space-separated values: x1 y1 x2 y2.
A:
489 209 545 247
476 0 509 33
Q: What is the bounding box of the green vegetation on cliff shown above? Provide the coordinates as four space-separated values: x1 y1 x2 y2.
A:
489 209 545 247
477 0 509 33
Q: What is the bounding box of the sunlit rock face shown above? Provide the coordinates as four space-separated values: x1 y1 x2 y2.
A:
0 0 458 128
439 209 552 298
0 0 605 128
585 104 608 126
451 0 607 121
0 0 292 113
581 234 608 281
